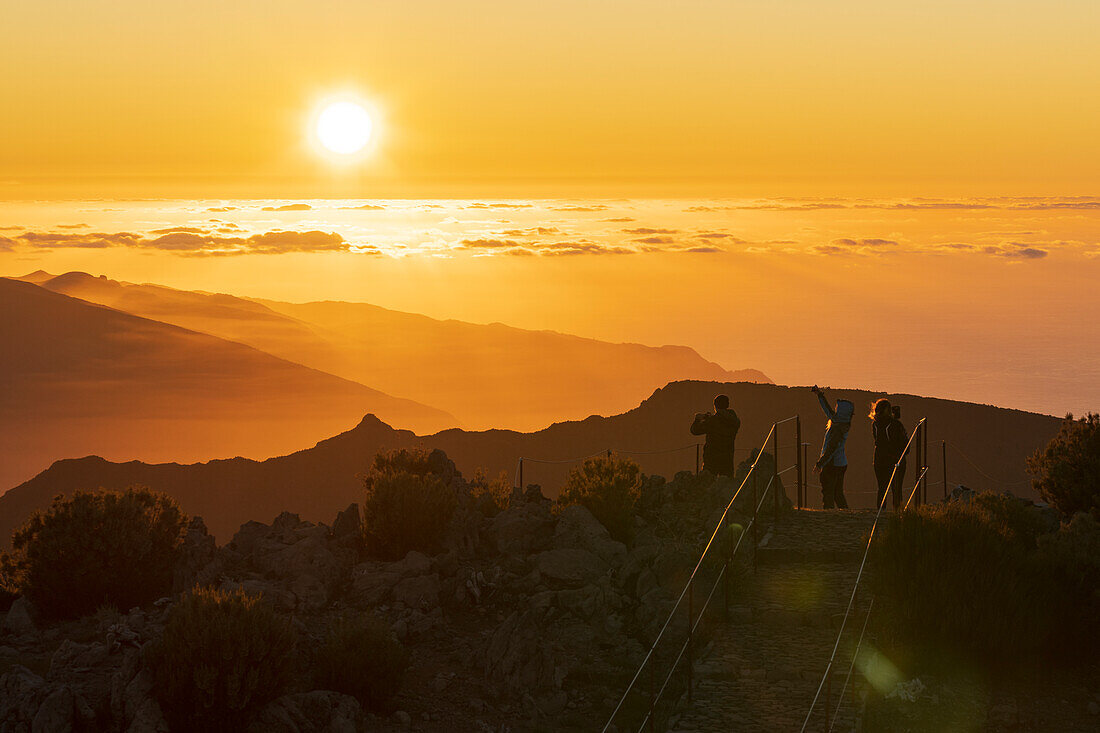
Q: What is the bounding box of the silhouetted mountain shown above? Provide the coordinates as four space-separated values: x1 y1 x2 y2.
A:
0 277 455 490
17 271 769 430
0 380 1060 545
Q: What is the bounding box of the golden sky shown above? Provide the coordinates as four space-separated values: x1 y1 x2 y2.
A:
3 0 1098 198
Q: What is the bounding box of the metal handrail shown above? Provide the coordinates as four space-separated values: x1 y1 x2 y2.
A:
633 474 778 731
603 416 803 732
800 418 927 732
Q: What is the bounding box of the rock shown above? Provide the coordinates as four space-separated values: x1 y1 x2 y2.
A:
249 691 362 733
126 698 169 733
492 502 555 558
31 685 75 733
48 640 117 720
347 564 401 608
0 665 47 727
552 505 627 564
484 609 559 692
3 597 38 637
390 551 432 578
173 516 219 593
1088 701 1099 715
392 709 412 727
533 549 606 586
391 574 441 609
331 503 362 541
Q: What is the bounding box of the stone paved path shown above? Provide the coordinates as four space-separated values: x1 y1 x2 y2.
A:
669 509 878 733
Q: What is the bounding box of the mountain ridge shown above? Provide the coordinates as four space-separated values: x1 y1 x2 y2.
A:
0 380 1061 545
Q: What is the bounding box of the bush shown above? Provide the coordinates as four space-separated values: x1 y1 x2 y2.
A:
313 614 408 712
0 487 187 619
149 587 297 732
469 468 512 517
363 448 458 560
1027 412 1100 519
867 493 1097 664
558 454 643 544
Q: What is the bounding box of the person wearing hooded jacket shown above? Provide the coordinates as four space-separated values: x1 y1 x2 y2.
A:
690 394 740 476
812 386 853 509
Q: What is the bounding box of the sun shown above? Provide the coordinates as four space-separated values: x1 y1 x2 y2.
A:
314 101 373 155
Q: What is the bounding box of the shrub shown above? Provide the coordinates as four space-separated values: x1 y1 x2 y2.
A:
469 468 512 517
867 493 1097 664
363 448 458 560
0 487 187 619
1027 412 1100 520
313 614 408 712
558 454 643 544
149 587 297 732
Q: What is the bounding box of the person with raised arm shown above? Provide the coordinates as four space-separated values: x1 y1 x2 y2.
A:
812 385 854 509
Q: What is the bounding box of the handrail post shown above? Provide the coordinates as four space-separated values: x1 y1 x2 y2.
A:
772 425 780 519
686 578 694 702
803 442 809 509
942 439 948 500
796 416 803 510
518 458 523 491
923 421 929 504
913 425 922 507
696 443 701 475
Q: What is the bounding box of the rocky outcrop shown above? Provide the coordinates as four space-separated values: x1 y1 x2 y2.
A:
248 690 362 733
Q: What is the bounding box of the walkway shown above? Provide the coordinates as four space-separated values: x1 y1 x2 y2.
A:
669 509 878 733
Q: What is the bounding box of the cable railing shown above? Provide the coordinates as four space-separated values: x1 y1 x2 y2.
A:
602 415 805 733
800 418 928 732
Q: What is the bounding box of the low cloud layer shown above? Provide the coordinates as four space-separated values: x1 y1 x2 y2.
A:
15 228 348 256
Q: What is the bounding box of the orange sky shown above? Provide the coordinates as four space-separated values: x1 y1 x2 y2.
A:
2 1 1098 198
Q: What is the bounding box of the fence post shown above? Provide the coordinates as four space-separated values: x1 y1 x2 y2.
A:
518 458 523 491
723 522 731 622
942 439 948 500
752 450 759 573
772 426 780 519
696 444 701 475
686 577 694 702
796 416 803 510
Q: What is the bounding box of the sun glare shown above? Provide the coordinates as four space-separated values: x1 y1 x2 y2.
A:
315 101 373 155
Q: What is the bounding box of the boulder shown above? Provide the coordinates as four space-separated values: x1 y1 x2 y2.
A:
484 609 559 692
249 690 362 733
31 685 75 733
491 503 555 557
173 516 219 593
392 574 441 609
48 640 117 719
552 505 627 564
3 597 38 637
533 549 606 587
347 564 401 608
0 665 48 728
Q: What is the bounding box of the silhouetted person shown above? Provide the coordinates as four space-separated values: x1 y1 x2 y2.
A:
690 394 741 476
812 386 853 509
870 398 908 509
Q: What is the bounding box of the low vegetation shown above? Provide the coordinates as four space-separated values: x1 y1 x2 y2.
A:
149 587 297 732
362 447 458 559
0 487 187 619
313 614 408 712
558 453 643 544
468 468 512 517
868 492 1099 665
1027 412 1100 519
